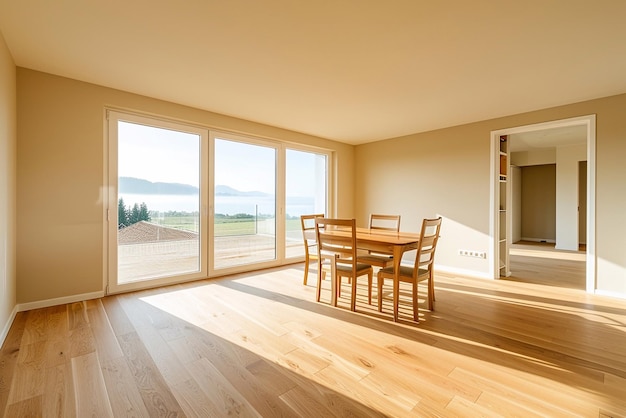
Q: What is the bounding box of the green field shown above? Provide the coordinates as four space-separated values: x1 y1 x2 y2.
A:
152 215 301 236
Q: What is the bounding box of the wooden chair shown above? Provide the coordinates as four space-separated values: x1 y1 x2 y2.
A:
377 217 442 322
357 214 401 268
300 214 325 285
315 218 373 311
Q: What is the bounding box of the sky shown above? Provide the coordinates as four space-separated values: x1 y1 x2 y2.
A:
118 121 325 196
118 121 200 187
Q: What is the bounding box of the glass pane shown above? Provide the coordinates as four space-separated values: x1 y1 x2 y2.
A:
117 121 201 283
214 138 276 269
285 149 327 258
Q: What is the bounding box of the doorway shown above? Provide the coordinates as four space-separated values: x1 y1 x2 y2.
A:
490 115 596 293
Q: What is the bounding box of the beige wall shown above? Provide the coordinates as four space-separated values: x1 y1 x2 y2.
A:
356 94 626 296
555 144 587 251
521 164 556 241
16 68 354 305
12 68 626 303
0 30 17 342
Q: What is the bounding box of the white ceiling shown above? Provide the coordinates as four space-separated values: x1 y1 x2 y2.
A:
1 1 626 145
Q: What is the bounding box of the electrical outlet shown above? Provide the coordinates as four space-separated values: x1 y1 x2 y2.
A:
458 249 486 258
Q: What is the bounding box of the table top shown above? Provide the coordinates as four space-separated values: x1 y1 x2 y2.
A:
355 228 419 244
319 227 420 245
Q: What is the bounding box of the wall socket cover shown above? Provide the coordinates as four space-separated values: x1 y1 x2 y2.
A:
458 249 486 258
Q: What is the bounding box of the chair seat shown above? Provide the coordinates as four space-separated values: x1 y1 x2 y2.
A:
337 262 373 273
379 265 428 279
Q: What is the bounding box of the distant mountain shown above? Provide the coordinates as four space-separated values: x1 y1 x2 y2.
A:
120 177 198 195
215 185 271 197
119 177 270 196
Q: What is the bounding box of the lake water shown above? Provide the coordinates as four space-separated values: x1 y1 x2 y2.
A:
120 193 319 217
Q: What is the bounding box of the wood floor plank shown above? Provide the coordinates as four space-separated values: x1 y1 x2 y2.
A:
448 366 577 417
313 363 415 417
43 362 76 418
67 301 89 331
170 377 223 418
101 295 136 337
283 372 387 418
278 385 337 418
4 395 43 417
358 372 422 414
68 325 96 358
21 309 48 347
117 331 186 417
179 325 293 417
0 313 27 415
277 347 331 377
86 299 124 362
7 341 46 404
100 356 151 418
71 351 114 418
205 283 293 337
444 394 503 417
186 357 260 417
2 252 625 417
245 359 298 399
443 347 613 416
118 293 193 386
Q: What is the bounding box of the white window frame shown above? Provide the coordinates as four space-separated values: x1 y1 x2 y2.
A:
105 110 334 293
105 110 209 294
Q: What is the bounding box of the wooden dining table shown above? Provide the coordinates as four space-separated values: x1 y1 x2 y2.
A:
316 227 421 321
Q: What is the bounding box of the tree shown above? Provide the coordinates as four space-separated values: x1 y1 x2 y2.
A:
139 202 151 222
118 197 129 229
118 198 150 228
130 203 141 224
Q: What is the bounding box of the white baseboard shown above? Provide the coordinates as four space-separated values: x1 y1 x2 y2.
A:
17 290 105 312
0 304 18 348
519 237 556 244
434 265 493 280
594 289 626 300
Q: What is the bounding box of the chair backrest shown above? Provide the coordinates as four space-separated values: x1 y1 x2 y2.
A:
315 218 357 264
301 214 325 252
413 217 443 276
369 214 401 232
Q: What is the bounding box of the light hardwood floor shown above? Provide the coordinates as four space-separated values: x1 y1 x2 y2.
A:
1 258 625 417
508 240 587 289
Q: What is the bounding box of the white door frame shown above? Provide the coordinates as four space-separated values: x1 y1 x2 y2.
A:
490 115 596 293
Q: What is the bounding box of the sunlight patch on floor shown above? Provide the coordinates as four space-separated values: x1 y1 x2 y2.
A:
509 247 585 261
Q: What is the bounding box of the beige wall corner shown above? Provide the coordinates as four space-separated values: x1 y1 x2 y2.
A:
355 95 626 297
0 30 18 344
15 68 354 305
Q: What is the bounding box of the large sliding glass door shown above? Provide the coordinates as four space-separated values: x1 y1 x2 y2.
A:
108 112 208 293
107 111 331 292
285 149 328 259
212 136 277 270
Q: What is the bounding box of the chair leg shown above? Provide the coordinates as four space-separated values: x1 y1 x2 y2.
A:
412 281 419 322
315 261 322 302
337 276 342 298
350 275 357 312
428 276 435 311
429 277 436 300
393 279 399 322
303 256 310 285
377 272 384 312
367 271 373 305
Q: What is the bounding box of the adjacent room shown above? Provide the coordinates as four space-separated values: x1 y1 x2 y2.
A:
1 1 625 416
